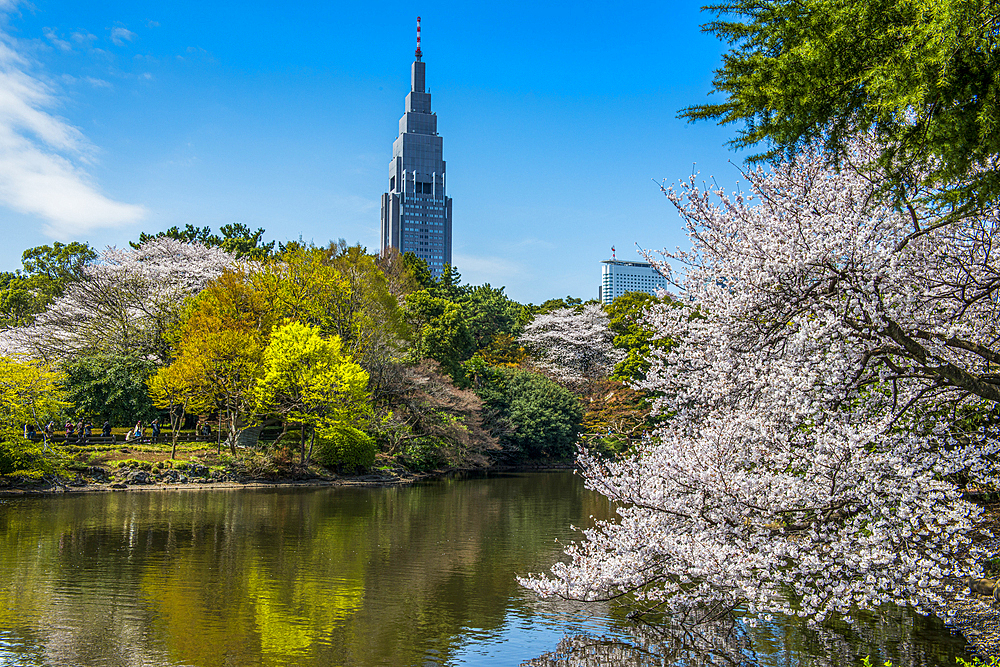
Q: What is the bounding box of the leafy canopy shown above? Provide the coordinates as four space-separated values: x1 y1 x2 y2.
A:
684 0 1000 211
0 356 67 475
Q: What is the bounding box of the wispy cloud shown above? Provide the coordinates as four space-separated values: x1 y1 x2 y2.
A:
43 28 72 52
515 237 556 250
0 27 146 238
110 27 135 46
71 31 97 45
452 253 525 282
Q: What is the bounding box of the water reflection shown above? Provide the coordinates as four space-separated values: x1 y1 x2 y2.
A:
523 605 972 667
0 472 978 667
0 472 613 666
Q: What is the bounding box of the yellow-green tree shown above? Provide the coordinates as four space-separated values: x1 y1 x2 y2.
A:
147 359 197 459
0 355 67 475
253 321 371 465
159 267 272 454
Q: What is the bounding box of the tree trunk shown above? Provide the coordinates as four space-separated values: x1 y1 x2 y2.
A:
299 423 306 465
271 420 289 449
171 405 185 460
228 410 238 456
305 426 316 465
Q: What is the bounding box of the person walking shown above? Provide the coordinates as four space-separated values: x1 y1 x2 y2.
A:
102 420 111 437
45 421 54 437
150 418 161 443
133 421 144 443
65 421 74 439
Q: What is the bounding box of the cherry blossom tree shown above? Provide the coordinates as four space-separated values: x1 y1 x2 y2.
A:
519 304 625 385
0 238 236 363
522 141 1000 624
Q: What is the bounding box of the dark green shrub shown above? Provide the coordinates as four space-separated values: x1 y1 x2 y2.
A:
475 367 584 460
401 436 446 472
314 426 376 473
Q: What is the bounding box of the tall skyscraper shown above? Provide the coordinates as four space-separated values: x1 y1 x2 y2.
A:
380 18 452 277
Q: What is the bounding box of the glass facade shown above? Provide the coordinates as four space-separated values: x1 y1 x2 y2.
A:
380 51 453 277
600 260 667 304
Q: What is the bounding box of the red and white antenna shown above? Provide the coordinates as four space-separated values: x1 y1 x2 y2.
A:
415 16 422 60
612 245 616 260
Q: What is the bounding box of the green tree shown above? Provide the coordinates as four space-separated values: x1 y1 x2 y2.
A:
684 0 1000 211
147 359 197 459
135 224 218 246
218 223 275 260
135 223 274 260
0 273 34 327
400 252 436 291
475 366 583 460
60 354 158 425
532 296 584 314
430 264 468 302
20 241 97 288
253 321 371 466
404 291 475 385
606 291 673 383
0 356 67 475
161 268 273 453
459 284 528 353
0 242 97 325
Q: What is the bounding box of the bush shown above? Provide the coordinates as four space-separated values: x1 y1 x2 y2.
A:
0 437 59 476
113 458 153 471
475 367 584 460
401 436 446 472
314 426 376 473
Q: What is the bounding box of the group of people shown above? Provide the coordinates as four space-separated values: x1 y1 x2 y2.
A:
23 418 163 443
123 419 161 443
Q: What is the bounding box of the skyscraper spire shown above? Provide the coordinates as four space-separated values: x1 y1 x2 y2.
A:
415 16 422 61
381 19 453 278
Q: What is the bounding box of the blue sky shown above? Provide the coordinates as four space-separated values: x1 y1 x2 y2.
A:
0 0 740 305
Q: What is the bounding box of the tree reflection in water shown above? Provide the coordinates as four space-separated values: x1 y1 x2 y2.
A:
524 604 973 667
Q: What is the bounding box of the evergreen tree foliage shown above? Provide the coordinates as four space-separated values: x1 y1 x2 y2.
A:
61 354 158 425
476 366 583 460
684 0 1000 211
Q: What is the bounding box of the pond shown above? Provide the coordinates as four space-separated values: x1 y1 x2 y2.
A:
0 471 978 666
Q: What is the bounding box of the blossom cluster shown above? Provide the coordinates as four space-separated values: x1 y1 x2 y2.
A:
522 142 1000 623
0 237 236 362
519 304 625 385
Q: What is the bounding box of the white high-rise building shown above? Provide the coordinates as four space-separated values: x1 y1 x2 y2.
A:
380 18 452 277
600 259 667 304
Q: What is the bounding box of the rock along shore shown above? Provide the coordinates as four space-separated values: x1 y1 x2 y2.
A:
0 462 575 497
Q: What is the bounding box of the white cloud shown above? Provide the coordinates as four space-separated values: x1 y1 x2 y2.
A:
71 31 97 45
43 28 72 52
110 27 136 46
0 28 146 238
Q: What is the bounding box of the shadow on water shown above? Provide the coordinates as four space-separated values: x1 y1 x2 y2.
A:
0 471 978 667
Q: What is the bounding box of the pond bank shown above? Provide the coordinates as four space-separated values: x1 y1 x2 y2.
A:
0 462 576 497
